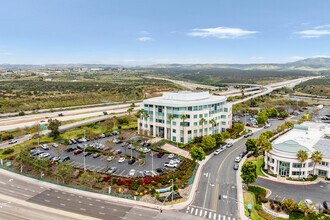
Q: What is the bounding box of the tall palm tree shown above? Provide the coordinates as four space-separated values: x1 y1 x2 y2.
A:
209 119 216 135
296 150 308 180
167 114 174 141
136 109 143 133
127 108 133 129
199 118 207 136
180 114 187 143
143 112 149 135
311 151 323 176
263 141 273 171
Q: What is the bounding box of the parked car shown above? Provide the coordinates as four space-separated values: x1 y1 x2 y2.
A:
40 144 49 150
59 156 70 162
214 149 221 155
225 143 233 148
84 152 91 157
142 147 150 153
220 146 226 151
323 201 330 210
32 150 43 156
107 167 117 174
99 134 105 138
168 154 174 159
157 152 165 158
164 162 177 168
305 199 316 210
8 139 18 144
243 150 248 156
107 156 115 162
128 159 136 165
118 157 125 163
115 149 122 154
52 143 58 148
278 117 285 120
156 168 165 173
58 113 64 116
92 153 100 158
50 156 60 164
74 149 83 155
244 132 253 138
264 123 271 128
67 147 75 152
70 139 77 144
233 164 239 170
143 170 152 176
39 153 50 158
235 157 241 163
129 169 136 176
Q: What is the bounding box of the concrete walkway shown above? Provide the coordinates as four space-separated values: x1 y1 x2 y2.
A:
161 143 192 160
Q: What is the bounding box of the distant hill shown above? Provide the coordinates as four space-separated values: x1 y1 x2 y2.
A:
285 57 330 68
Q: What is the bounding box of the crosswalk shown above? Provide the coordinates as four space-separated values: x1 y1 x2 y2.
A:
185 206 236 220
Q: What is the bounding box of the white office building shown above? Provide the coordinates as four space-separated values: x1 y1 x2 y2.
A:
265 122 330 179
138 91 232 144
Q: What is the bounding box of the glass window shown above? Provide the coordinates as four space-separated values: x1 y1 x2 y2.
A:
180 137 184 143
222 121 226 125
321 161 329 166
194 130 197 134
204 128 207 132
209 127 212 131
224 108 228 112
179 107 187 111
194 122 197 126
173 129 176 133
188 107 192 111
199 122 202 125
221 115 226 119
188 130 191 134
173 107 179 111
194 114 198 119
173 114 179 118
144 104 148 107
199 106 203 110
203 105 207 109
186 114 190 119
150 118 153 122
292 171 301 176
149 105 153 108
180 130 184 134
167 107 172 110
308 162 314 167
292 163 302 168
193 106 198 111
199 129 202 133
173 136 176 142
173 122 176 125
144 124 147 128
204 113 208 117
199 114 203 118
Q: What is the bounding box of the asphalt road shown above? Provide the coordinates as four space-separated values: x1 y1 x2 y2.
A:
181 119 284 220
0 168 201 220
254 178 330 205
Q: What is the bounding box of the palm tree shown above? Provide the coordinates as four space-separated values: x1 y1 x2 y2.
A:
127 108 133 129
263 141 273 171
143 112 149 135
180 114 187 143
311 151 323 176
296 150 308 180
167 114 174 141
199 118 207 136
136 109 143 134
209 119 216 135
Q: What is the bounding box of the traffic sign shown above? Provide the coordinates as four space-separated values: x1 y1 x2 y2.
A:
6 162 11 167
248 204 252 209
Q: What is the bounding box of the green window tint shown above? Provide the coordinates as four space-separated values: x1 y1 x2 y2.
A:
193 106 198 111
167 120 170 124
203 105 207 109
204 113 208 117
199 122 202 125
144 124 147 128
194 130 197 134
199 129 202 133
149 105 153 108
194 114 198 119
188 107 192 111
186 114 190 119
222 122 226 125
167 107 172 110
173 129 176 133
144 104 148 107
204 128 207 132
188 130 191 134
208 105 211 108
173 114 179 118
179 107 187 111
173 122 176 126
150 118 153 122
209 127 211 131
199 114 203 118
221 115 226 119
180 130 184 134
173 136 176 142
188 138 191 142
199 106 203 110
180 137 184 143
194 122 197 126
224 108 228 112
173 107 179 111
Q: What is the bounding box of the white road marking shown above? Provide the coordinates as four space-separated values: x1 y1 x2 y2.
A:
195 208 198 215
208 212 212 219
96 199 101 202
67 198 71 201
78 201 82 203
190 207 194 214
80 208 86 211
213 213 216 220
187 207 190 211
99 212 105 215
89 203 93 206
204 211 208 217
203 174 211 208
46 194 50 196
44 200 50 203
60 203 65 206
113 209 117 211
199 209 203 216
87 197 91 200
218 214 221 220
101 206 104 209
57 196 60 199
0 181 6 185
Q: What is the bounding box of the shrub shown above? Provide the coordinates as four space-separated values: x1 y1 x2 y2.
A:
2 148 15 155
276 206 281 212
271 205 275 210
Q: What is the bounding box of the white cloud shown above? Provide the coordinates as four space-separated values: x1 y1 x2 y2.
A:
249 57 264 60
313 55 330 58
188 26 258 39
287 56 305 60
137 37 153 42
296 24 330 38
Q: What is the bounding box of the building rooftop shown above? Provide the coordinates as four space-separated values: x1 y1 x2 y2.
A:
273 140 310 153
143 91 227 107
272 121 330 158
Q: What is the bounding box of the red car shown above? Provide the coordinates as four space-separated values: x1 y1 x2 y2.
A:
278 117 285 120
157 152 165 158
74 149 83 155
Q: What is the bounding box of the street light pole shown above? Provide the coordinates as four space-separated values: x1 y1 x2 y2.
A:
84 148 86 171
151 152 154 172
171 179 174 207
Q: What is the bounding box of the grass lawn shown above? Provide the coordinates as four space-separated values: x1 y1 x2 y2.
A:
243 192 265 220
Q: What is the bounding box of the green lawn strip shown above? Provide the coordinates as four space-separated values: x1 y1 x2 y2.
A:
243 191 265 220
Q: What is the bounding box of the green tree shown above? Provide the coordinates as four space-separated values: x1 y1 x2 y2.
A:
296 150 308 180
88 173 95 188
212 133 223 144
232 122 245 135
257 112 268 125
209 118 216 135
15 147 33 172
199 118 207 136
245 138 257 152
48 119 61 139
130 102 136 108
127 107 133 129
180 114 187 143
221 131 231 140
167 114 174 141
56 161 73 183
33 158 49 178
81 172 89 184
189 146 205 162
201 136 216 150
311 151 323 175
269 108 278 118
240 161 257 186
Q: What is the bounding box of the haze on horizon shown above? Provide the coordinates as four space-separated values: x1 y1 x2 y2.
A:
0 0 329 65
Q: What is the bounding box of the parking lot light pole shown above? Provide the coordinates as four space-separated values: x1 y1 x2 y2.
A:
84 148 86 171
151 152 153 172
171 179 174 207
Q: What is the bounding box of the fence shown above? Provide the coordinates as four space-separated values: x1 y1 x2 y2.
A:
187 164 198 185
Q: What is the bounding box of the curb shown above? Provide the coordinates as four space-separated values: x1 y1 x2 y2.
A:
258 176 317 186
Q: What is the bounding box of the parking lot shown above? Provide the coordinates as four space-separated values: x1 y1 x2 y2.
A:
35 136 179 177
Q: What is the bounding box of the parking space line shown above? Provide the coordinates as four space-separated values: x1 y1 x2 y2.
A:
119 170 125 175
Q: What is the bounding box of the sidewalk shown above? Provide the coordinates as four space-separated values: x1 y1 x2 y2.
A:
161 143 192 160
258 175 325 185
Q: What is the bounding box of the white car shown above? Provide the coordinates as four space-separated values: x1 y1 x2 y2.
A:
142 147 151 153
235 157 241 163
129 169 136 176
220 146 226 151
40 144 49 150
225 143 233 148
168 154 174 159
118 157 125 163
164 162 177 168
107 156 114 162
214 149 221 155
305 199 316 210
39 153 50 158
52 143 58 148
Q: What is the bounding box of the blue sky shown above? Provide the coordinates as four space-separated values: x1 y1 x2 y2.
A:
0 0 330 65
